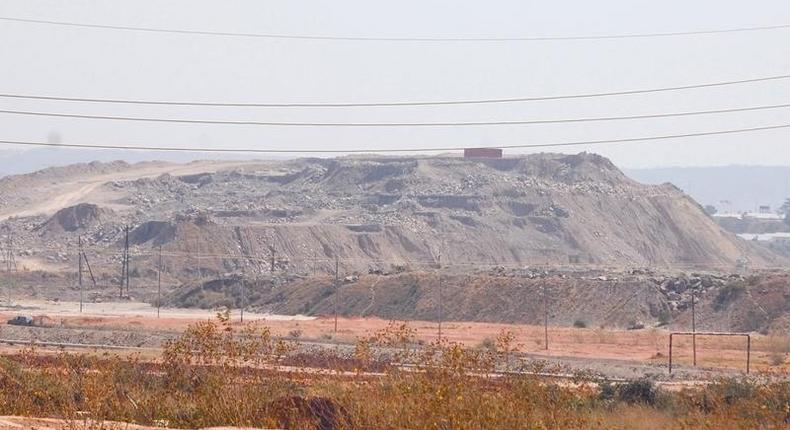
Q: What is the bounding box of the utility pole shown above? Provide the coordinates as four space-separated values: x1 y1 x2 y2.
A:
543 281 549 350
270 245 276 273
119 227 126 298
334 256 339 333
76 236 96 312
157 245 162 318
691 288 697 366
240 276 245 323
119 247 124 298
437 254 443 342
4 230 16 306
124 225 130 297
195 225 203 283
78 236 83 313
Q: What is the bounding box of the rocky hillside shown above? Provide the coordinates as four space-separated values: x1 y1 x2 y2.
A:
164 269 789 334
0 153 782 279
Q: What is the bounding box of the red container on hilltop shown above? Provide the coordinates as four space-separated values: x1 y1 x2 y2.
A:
463 148 503 158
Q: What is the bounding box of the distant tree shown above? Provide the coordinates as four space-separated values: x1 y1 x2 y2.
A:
704 205 718 215
780 199 790 225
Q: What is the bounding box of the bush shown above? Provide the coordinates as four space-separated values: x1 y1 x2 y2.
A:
714 282 745 310
573 319 587 328
2 317 788 429
477 337 496 351
617 378 657 405
743 310 769 332
288 329 303 340
627 321 645 330
657 310 671 327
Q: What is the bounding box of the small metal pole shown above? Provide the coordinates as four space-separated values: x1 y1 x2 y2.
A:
668 333 673 374
334 256 339 333
157 245 162 318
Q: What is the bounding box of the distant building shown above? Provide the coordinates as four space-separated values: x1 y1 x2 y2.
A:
758 205 771 214
743 212 785 221
464 148 503 159
713 211 785 221
738 232 790 243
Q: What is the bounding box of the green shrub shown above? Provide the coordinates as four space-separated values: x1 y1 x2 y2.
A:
657 310 671 327
713 282 745 310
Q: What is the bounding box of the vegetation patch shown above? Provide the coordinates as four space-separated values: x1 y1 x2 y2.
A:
0 315 787 429
713 282 746 311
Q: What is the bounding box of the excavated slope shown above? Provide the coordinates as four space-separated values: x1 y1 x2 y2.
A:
0 153 780 274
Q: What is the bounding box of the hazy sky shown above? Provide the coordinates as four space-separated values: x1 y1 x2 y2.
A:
1 1 789 168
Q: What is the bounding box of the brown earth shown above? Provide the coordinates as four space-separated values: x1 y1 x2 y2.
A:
1 154 786 353
0 154 782 280
3 267 788 334
165 270 789 334
0 308 787 378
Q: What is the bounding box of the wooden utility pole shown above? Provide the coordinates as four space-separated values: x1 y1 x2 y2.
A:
78 236 83 313
196 226 203 282
157 245 162 318
4 230 16 306
543 282 549 350
437 254 443 342
270 245 276 273
119 229 125 298
240 276 245 323
334 256 339 333
124 225 130 297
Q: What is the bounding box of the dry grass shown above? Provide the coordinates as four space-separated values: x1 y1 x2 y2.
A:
0 314 787 430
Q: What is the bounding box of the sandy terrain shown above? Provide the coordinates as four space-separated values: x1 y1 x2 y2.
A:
0 160 252 220
1 300 786 378
1 299 314 321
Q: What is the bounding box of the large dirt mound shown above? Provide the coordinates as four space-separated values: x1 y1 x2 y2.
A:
113 153 782 270
37 203 114 234
0 153 782 278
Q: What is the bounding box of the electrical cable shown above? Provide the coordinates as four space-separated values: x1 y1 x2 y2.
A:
1 74 788 107
2 15 789 42
1 102 789 127
0 123 788 153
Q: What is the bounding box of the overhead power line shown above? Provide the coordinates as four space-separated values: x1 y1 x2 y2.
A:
0 123 788 153
1 74 789 107
1 102 789 127
2 16 790 42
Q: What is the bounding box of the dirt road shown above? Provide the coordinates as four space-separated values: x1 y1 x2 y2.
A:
0 160 252 220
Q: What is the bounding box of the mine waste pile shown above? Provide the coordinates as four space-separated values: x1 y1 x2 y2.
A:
0 153 787 329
